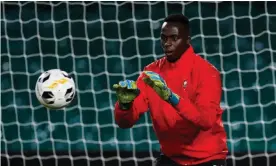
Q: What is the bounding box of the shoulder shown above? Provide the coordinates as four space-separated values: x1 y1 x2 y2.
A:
194 54 220 76
193 55 222 89
143 57 166 71
193 54 221 86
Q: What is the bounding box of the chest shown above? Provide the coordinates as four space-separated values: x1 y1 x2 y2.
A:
146 66 200 134
159 67 198 102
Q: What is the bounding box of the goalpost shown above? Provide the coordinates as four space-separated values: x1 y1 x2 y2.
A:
1 1 276 166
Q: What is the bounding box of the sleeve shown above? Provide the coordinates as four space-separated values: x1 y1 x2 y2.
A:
174 67 222 131
114 72 149 129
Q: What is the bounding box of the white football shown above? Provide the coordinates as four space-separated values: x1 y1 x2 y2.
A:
35 69 76 109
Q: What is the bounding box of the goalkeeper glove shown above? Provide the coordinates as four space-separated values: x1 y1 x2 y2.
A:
143 71 180 106
113 80 140 110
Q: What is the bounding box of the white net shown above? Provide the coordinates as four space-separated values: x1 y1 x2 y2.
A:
1 1 276 166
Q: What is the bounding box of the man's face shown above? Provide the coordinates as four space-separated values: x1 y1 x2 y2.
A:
160 22 189 62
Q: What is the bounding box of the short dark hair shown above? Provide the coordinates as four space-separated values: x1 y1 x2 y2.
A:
164 14 190 31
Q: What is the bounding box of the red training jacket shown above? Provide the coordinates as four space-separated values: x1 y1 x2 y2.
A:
114 46 228 165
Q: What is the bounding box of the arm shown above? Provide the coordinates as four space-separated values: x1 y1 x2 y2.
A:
174 69 222 131
114 73 149 128
142 68 222 131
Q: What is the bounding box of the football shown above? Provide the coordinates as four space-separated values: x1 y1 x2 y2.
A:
35 69 76 109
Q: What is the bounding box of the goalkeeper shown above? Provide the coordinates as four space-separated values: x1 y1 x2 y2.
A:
113 14 228 166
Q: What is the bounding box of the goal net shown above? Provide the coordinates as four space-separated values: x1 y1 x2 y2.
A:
1 1 276 166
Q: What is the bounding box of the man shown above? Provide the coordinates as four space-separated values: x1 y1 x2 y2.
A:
113 14 228 166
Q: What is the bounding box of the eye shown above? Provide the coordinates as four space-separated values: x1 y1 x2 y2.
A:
161 35 167 41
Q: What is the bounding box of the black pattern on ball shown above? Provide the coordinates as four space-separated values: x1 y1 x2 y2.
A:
66 92 75 102
42 72 50 82
65 87 74 102
62 72 71 79
42 91 54 104
65 87 73 95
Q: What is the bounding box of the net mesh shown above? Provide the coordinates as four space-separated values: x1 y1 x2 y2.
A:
1 1 276 166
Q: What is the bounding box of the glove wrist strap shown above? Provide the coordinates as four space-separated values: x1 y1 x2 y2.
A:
168 90 180 106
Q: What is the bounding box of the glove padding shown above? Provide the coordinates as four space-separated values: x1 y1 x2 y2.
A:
113 80 140 110
143 71 180 106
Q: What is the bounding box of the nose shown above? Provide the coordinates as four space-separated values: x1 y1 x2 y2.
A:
164 39 172 47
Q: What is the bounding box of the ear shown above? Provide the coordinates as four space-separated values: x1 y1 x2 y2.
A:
186 36 191 44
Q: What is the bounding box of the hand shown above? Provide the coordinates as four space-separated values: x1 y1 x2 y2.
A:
113 80 140 110
143 71 180 106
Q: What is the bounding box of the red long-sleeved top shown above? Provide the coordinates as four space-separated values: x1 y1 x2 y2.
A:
114 46 228 165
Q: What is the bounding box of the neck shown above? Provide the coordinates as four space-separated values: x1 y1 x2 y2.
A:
182 44 190 54
167 44 190 63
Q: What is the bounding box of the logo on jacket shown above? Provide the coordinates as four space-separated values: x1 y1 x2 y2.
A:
183 80 188 88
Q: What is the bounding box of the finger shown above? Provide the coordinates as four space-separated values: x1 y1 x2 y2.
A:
126 80 132 89
144 71 157 78
113 84 119 89
145 71 167 86
144 71 161 81
119 81 127 88
143 77 154 87
154 81 166 90
144 71 158 76
149 75 161 81
129 80 137 89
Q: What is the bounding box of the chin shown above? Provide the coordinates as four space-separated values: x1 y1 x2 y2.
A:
166 55 178 63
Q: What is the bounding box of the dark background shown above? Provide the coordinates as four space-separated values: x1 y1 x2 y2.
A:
1 1 276 166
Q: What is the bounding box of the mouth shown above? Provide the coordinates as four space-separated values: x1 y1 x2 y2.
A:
165 51 174 56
